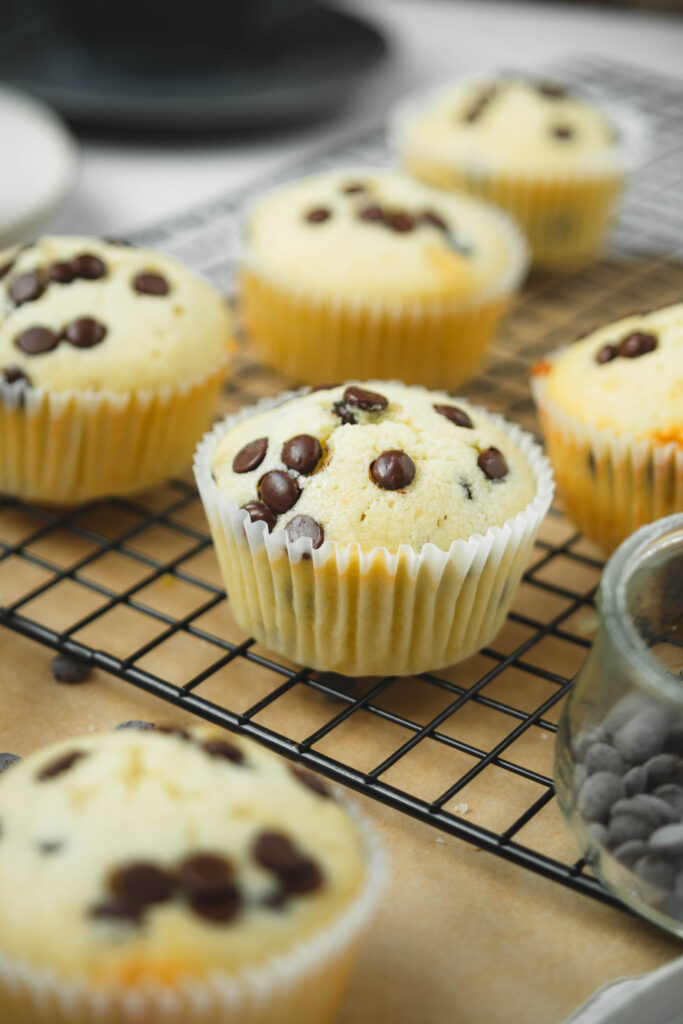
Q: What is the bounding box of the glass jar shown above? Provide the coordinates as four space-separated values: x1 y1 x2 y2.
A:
555 513 683 934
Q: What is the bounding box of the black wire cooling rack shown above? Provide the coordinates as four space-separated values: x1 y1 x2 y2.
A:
2 56 683 915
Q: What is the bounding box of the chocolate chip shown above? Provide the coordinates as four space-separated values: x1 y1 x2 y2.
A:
342 183 366 194
241 500 277 532
90 899 141 922
259 470 300 514
309 381 341 392
114 721 155 731
460 479 473 500
282 434 322 474
387 211 415 233
553 124 574 140
371 450 416 490
537 81 567 99
0 753 21 774
189 887 241 922
37 750 86 781
305 208 331 224
618 331 658 358
232 437 268 474
0 261 14 279
15 327 59 355
253 831 322 895
462 86 497 123
290 764 331 797
596 344 618 365
285 515 325 549
421 210 448 231
333 401 357 425
477 447 508 480
343 385 388 411
134 273 170 296
50 654 91 684
433 403 473 428
70 253 106 280
49 262 76 284
2 367 31 386
9 271 44 305
359 205 384 223
38 840 63 855
64 317 107 348
110 862 175 909
155 725 191 740
180 854 240 922
202 739 245 764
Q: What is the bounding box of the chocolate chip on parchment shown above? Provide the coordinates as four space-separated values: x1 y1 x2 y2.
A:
282 434 322 475
241 500 277 532
134 273 170 296
371 450 416 491
596 344 618 365
37 750 86 781
10 271 44 305
232 437 268 474
285 515 325 549
305 208 331 224
259 470 301 513
618 331 658 358
70 253 106 280
434 403 473 428
50 653 92 684
343 385 388 411
15 327 59 355
477 447 508 480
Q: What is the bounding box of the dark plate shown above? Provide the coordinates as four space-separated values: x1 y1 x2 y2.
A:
0 4 387 131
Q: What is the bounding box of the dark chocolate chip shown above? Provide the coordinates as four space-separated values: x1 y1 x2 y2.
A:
134 273 170 296
232 437 268 474
0 261 14 279
553 124 574 140
110 862 175 909
253 831 322 895
114 720 155 731
259 470 300 514
9 271 44 305
241 500 277 532
290 764 331 798
342 183 366 194
155 725 191 740
201 739 245 764
477 447 508 480
285 515 325 549
70 253 106 280
359 205 385 223
64 317 107 348
0 753 21 774
90 899 141 922
343 385 388 411
50 653 92 684
15 327 59 355
332 401 357 425
421 210 448 231
49 262 76 284
2 367 31 387
387 211 415 233
537 81 567 99
462 87 497 123
433 403 473 428
282 434 322 475
37 750 86 781
38 840 63 855
305 208 331 224
618 331 658 358
179 853 234 899
596 344 618 365
460 478 473 500
188 886 241 922
370 450 416 490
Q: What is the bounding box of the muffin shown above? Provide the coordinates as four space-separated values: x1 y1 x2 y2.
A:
0 725 382 1024
531 303 683 553
0 236 233 503
238 168 528 389
390 76 629 267
195 381 554 676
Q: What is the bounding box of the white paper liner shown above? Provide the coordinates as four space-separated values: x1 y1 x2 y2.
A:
193 386 555 676
0 798 385 1024
531 356 683 553
0 357 229 504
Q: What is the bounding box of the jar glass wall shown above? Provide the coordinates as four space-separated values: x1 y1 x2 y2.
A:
555 513 683 934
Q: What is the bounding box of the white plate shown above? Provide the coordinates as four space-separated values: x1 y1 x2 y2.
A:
0 86 77 247
563 955 683 1024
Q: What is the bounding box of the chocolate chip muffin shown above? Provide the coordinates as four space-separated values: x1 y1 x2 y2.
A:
239 167 527 389
0 725 380 1024
531 302 683 552
391 76 632 267
195 381 553 675
0 236 233 503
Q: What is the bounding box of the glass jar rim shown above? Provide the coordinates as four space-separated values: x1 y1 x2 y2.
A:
599 513 683 706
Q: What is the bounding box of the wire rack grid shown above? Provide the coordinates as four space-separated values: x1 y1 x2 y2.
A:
2 56 683 915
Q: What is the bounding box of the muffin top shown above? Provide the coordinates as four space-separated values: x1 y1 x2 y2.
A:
242 168 526 300
533 303 683 443
0 725 366 982
395 77 618 173
0 237 232 392
211 381 537 552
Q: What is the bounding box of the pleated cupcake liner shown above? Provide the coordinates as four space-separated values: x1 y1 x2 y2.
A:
193 386 554 677
531 365 683 554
